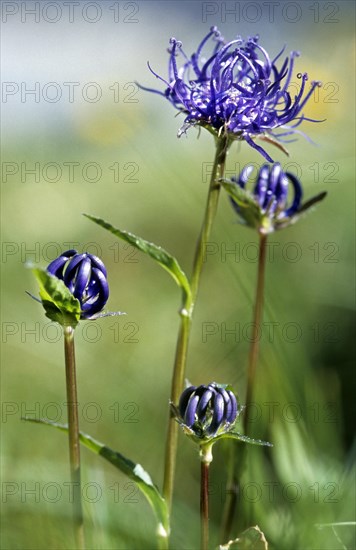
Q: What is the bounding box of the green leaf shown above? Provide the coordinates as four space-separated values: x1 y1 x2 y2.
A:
219 526 269 549
221 180 262 230
24 418 170 540
214 432 272 447
83 214 192 309
31 268 81 328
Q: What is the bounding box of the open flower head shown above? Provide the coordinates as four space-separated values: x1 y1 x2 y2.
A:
142 26 322 161
225 162 327 233
47 250 109 319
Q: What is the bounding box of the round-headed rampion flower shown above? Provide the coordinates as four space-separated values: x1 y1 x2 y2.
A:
142 26 322 161
227 162 327 233
177 383 238 439
47 250 109 319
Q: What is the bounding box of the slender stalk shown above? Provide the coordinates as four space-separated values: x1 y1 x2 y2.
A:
64 326 85 550
200 443 213 550
157 533 169 550
190 137 228 300
163 136 229 515
220 232 268 541
200 461 210 550
243 232 268 434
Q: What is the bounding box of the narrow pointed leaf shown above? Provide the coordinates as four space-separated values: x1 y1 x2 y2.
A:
25 291 42 303
85 311 127 320
24 418 169 538
30 268 81 327
214 431 272 447
84 214 191 307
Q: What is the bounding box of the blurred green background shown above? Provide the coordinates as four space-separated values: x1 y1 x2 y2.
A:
1 1 355 549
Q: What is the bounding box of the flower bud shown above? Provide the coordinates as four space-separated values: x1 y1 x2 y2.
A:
228 162 326 233
47 250 109 319
177 383 238 439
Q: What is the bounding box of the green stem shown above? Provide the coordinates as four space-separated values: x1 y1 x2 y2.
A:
243 232 268 434
220 232 268 541
157 533 169 550
64 326 85 550
162 136 229 516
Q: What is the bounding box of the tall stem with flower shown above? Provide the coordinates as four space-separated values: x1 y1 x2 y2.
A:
141 27 325 526
29 250 111 549
24 23 329 550
221 163 327 538
173 382 271 549
163 134 229 512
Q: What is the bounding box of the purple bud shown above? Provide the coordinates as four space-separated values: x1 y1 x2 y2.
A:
46 251 109 319
177 383 239 439
231 162 304 230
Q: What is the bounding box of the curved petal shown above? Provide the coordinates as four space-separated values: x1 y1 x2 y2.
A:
207 393 225 436
184 395 199 428
88 254 107 277
47 256 68 278
196 389 213 423
63 254 87 285
81 268 109 315
73 258 91 301
254 164 270 207
178 386 196 419
215 386 231 424
285 172 303 216
226 391 238 424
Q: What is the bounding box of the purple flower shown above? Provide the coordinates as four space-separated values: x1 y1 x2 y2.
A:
177 383 238 438
141 27 322 161
47 250 109 319
226 162 327 233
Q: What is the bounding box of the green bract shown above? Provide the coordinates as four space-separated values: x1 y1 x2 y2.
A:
30 267 81 328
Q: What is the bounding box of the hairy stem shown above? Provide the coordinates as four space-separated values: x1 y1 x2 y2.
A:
64 326 85 550
163 136 229 516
